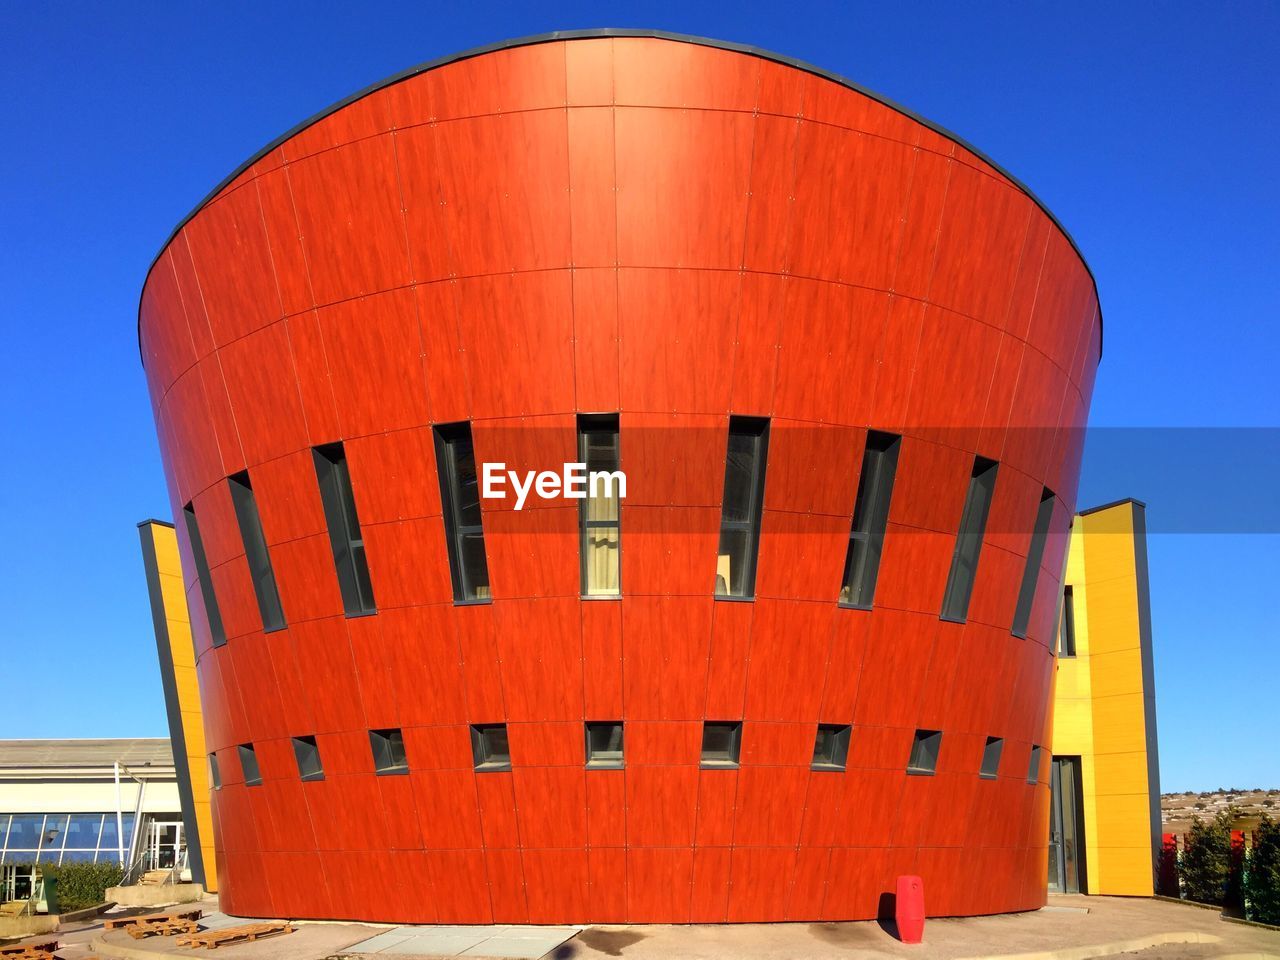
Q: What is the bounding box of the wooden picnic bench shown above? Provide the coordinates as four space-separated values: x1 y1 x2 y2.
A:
176 923 293 950
102 907 203 932
0 939 57 960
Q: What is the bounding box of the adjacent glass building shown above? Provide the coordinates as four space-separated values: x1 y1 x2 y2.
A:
137 31 1104 922
0 739 186 903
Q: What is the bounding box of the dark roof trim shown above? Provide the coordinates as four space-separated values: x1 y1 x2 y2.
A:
138 28 1103 362
1077 497 1147 517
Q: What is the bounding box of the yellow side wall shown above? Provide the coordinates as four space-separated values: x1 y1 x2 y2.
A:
142 522 218 893
1052 500 1160 896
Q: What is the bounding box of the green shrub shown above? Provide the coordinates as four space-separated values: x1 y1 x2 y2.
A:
1181 812 1233 905
36 861 124 912
1245 815 1280 925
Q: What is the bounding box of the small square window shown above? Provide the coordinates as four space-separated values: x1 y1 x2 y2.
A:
585 722 624 769
1027 745 1043 784
907 729 942 776
208 753 221 791
701 722 742 768
369 728 408 775
471 724 511 771
292 735 324 782
238 743 262 787
812 724 851 771
979 736 1004 780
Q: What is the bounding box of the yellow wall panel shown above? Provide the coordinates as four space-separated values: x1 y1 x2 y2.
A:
1093 793 1159 847
1096 850 1160 896
1089 648 1146 699
1091 751 1156 797
139 520 218 894
1051 500 1159 898
159 574 190 628
1088 693 1150 756
1053 657 1092 703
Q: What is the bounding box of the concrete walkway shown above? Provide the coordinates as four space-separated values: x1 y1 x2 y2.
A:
546 897 1280 959
345 925 580 958
47 894 1280 960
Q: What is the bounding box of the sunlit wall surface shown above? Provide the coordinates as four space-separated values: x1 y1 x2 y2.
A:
139 519 220 892
1050 500 1160 895
137 32 1102 922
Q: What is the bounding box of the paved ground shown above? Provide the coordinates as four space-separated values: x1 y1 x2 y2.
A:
530 897 1280 959
345 925 580 958
18 893 1280 960
54 899 379 960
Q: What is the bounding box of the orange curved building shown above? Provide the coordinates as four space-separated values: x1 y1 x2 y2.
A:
138 31 1102 923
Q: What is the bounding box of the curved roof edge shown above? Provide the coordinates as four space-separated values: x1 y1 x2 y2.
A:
137 27 1103 362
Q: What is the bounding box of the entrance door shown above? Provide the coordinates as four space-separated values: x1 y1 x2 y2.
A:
1 864 38 902
1048 756 1086 893
147 821 183 870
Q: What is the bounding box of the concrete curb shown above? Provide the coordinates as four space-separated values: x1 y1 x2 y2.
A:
954 930 1222 960
1153 894 1223 911
58 903 115 924
1223 914 1280 934
91 933 178 960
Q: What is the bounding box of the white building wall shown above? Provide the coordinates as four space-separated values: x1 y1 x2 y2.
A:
0 780 181 815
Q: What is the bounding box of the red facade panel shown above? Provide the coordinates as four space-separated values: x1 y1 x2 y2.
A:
139 34 1101 922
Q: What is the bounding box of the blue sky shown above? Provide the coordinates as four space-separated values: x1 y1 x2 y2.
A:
0 2 1275 792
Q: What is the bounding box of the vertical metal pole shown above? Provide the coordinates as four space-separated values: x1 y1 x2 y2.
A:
114 761 125 865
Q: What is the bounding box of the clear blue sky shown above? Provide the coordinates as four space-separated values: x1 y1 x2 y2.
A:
0 2 1275 792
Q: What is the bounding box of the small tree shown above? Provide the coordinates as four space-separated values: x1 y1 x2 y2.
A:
1181 811 1233 905
1245 815 1280 924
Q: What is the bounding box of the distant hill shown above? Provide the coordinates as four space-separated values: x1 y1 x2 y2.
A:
1162 788 1278 834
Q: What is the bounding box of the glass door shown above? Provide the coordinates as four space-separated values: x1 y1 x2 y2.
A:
2 863 38 902
1048 756 1086 894
147 821 183 871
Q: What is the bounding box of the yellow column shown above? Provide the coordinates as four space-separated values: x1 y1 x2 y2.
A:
1051 499 1160 896
138 520 218 893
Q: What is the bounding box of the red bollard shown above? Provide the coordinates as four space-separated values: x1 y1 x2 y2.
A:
895 875 925 944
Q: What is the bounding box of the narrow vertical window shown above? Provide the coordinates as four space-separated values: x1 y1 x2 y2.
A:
715 417 769 599
208 753 221 791
228 472 286 632
940 456 999 623
1058 586 1077 658
1027 745 1043 784
470 724 511 771
907 729 942 775
1011 488 1056 638
292 736 324 782
839 431 901 609
434 423 491 603
312 443 376 616
579 415 621 598
183 502 227 648
237 744 262 787
979 736 1004 780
